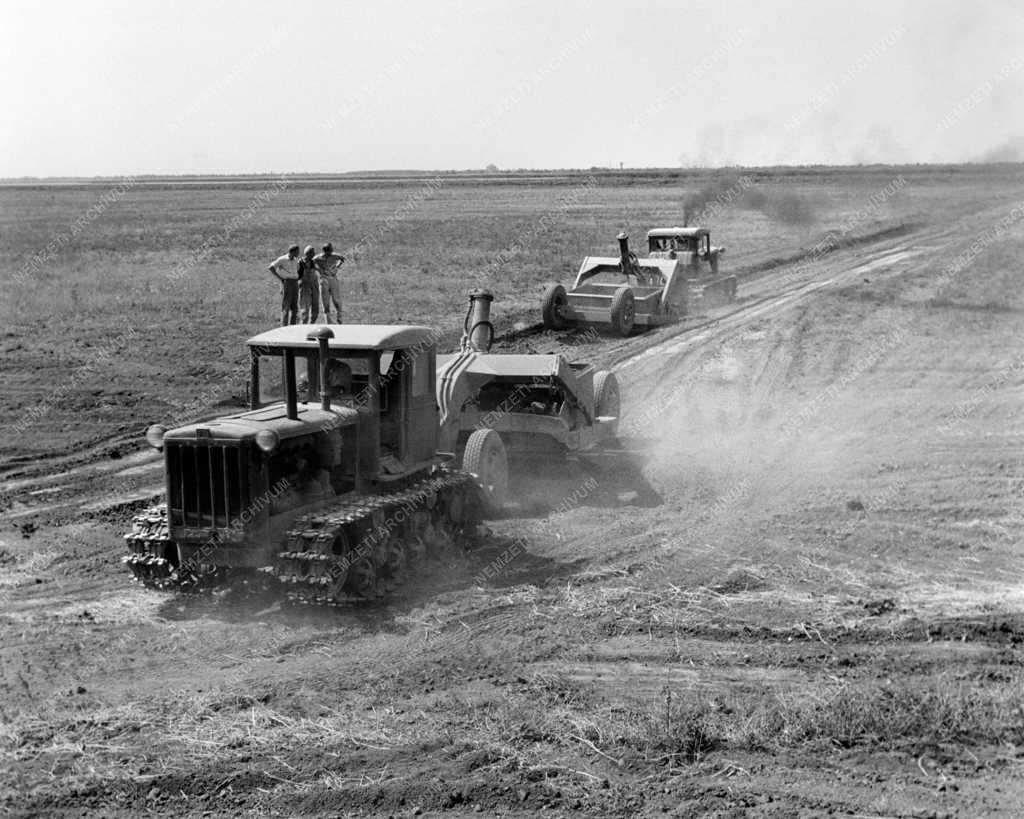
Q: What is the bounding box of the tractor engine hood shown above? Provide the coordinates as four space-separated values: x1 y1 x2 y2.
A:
163 403 360 444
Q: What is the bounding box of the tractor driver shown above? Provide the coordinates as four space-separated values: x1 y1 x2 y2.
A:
325 359 353 399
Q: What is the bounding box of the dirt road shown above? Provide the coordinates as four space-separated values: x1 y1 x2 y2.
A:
3 201 1024 816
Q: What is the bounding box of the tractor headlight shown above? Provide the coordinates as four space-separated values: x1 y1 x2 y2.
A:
255 429 280 453
145 424 167 451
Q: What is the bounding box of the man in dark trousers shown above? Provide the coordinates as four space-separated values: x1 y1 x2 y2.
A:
297 245 320 323
314 242 346 323
268 244 300 325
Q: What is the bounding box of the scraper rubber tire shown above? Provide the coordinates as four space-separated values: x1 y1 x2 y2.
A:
593 370 620 436
610 286 635 337
462 428 508 515
542 284 569 330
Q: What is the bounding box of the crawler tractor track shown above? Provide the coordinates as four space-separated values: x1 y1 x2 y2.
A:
123 506 173 586
123 470 482 606
123 505 227 591
269 470 480 605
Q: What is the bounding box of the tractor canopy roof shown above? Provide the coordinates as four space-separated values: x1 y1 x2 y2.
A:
647 227 708 238
246 324 438 351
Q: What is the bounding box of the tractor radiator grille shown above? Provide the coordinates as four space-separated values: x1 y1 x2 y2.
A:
166 443 250 529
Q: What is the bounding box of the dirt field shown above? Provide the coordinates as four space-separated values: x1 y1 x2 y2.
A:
2 167 1024 816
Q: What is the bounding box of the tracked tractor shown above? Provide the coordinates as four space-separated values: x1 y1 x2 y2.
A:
541 227 737 336
124 325 507 604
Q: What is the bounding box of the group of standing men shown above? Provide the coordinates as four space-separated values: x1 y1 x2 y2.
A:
267 243 346 325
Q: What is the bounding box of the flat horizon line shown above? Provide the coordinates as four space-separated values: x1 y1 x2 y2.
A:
2 160 1022 184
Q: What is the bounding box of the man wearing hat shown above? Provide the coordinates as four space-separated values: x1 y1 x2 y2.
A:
268 244 301 325
314 242 346 323
297 245 320 323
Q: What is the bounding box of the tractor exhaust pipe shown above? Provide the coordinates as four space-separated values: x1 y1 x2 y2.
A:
617 231 639 278
307 326 335 411
617 232 630 267
464 288 494 352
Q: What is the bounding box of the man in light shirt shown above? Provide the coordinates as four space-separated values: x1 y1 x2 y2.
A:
268 244 301 325
314 242 346 323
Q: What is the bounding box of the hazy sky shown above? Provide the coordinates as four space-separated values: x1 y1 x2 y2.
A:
2 0 1023 176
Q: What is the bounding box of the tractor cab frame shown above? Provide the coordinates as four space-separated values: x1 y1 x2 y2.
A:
246 325 441 480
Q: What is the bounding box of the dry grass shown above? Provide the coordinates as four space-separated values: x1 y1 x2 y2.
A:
4 569 1024 810
0 687 431 799
765 677 1024 749
432 667 1024 780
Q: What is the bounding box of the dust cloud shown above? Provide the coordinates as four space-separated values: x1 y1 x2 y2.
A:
738 187 816 225
683 173 817 227
625 341 864 536
972 134 1024 164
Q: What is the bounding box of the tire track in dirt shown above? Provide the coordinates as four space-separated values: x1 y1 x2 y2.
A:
616 244 924 375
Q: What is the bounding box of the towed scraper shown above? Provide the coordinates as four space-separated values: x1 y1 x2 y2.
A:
542 227 737 337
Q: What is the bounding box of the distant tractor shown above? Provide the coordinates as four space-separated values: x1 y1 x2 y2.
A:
124 325 506 604
541 227 737 336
